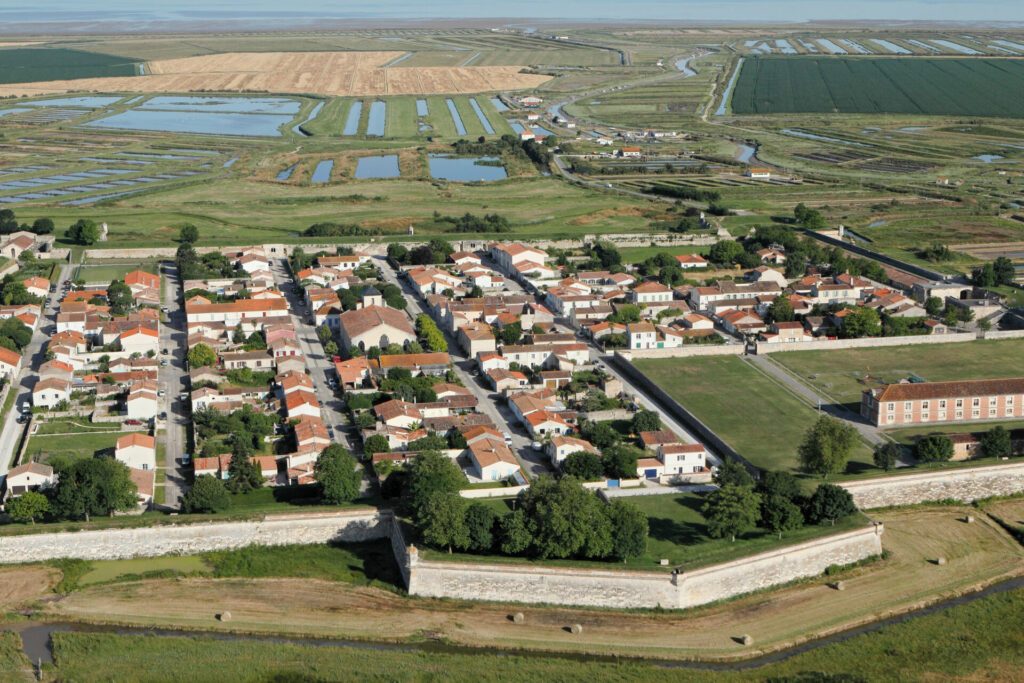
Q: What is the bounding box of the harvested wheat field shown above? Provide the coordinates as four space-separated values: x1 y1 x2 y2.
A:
45 507 1024 661
0 51 550 97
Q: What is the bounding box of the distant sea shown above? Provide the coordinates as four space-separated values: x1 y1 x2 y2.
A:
2 0 1023 25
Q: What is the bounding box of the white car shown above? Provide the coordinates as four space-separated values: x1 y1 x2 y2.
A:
503 432 513 444
531 441 543 452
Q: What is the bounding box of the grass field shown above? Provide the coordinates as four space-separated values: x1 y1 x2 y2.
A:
732 57 1024 117
75 260 161 284
0 47 140 85
771 339 1024 409
44 506 1024 664
634 356 873 474
78 556 210 586
618 244 708 264
25 431 133 464
0 633 29 683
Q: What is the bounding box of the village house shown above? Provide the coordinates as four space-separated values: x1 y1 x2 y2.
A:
115 433 157 471
284 390 321 420
675 254 709 269
457 322 496 358
631 281 673 306
0 346 21 380
3 462 56 502
337 305 416 352
372 352 451 377
547 435 599 467
466 435 521 482
126 380 159 420
488 368 530 394
862 377 1024 427
32 378 70 409
760 321 814 344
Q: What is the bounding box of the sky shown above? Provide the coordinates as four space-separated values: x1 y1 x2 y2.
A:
2 0 1023 24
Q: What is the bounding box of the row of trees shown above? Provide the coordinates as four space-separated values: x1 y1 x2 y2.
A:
404 452 649 561
387 239 454 267
414 314 448 353
971 257 1017 288
0 209 54 236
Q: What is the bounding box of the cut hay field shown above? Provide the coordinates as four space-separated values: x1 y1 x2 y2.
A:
0 51 552 98
43 506 1024 664
732 57 1024 117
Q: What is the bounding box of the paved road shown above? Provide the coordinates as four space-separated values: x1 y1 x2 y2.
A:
0 263 73 483
375 256 552 479
746 354 887 447
270 259 354 455
158 262 188 509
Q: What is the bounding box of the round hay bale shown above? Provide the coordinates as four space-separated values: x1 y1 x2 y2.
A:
741 634 753 646
965 515 975 524
512 612 525 625
936 557 947 566
218 611 232 622
570 623 583 635
833 580 846 591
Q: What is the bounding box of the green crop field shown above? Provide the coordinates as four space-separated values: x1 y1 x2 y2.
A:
634 356 873 474
0 47 141 84
732 57 1024 117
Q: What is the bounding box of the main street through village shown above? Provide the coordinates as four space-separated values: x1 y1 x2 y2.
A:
158 262 188 508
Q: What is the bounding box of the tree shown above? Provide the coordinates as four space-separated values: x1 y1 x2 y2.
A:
805 484 857 525
407 451 465 523
993 257 1017 286
702 485 761 542
607 304 643 324
581 420 620 449
560 451 604 480
180 475 231 513
498 321 522 346
513 476 613 560
761 495 804 539
841 307 881 338
464 502 497 552
187 343 217 368
606 499 648 560
107 279 134 315
225 452 263 493
756 470 800 502
315 444 361 504
499 509 532 555
798 415 859 478
708 240 745 266
602 444 641 480
1 282 35 306
924 296 944 317
421 492 469 553
363 434 391 457
873 442 901 471
49 458 138 521
6 491 49 524
0 318 31 350
915 435 954 463
31 217 54 235
66 218 101 245
713 459 754 488
971 262 997 287
767 295 795 324
979 426 1012 460
179 224 199 244
631 409 661 434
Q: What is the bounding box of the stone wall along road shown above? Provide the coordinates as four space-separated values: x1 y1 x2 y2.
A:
841 461 1024 510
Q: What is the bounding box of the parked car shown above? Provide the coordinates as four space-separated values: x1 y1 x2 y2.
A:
125 419 142 426
503 432 513 444
157 389 165 397
159 411 167 420
16 414 29 424
181 453 192 466
179 392 189 401
531 441 543 451
162 348 169 355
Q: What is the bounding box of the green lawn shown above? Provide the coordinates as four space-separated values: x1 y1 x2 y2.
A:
205 541 401 588
772 339 1024 409
75 259 160 284
619 244 709 264
634 356 873 474
25 431 132 464
79 556 210 586
48 585 1024 681
0 632 28 683
33 419 126 436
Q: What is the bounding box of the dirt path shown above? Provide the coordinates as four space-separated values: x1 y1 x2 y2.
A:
44 507 1024 662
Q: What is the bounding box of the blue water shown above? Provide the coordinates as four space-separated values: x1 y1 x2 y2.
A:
85 110 290 137
774 39 797 54
292 100 325 135
509 122 525 133
736 144 756 163
276 164 297 181
311 159 334 183
840 39 870 54
343 101 363 135
781 129 871 147
139 95 302 114
62 189 146 206
119 152 196 160
674 57 696 76
531 125 553 137
416 99 428 116
870 38 911 54
932 39 981 55
973 154 1004 163
993 38 1024 52
428 155 507 182
22 96 123 108
907 39 941 52
355 155 401 179
366 101 386 137
715 58 743 116
489 97 509 112
467 98 495 134
223 157 239 168
0 108 30 118
445 99 467 136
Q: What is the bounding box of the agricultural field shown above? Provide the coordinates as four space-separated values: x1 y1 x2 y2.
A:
771 338 1024 409
42 506 1024 666
0 51 552 98
0 47 141 85
731 57 1024 117
633 356 873 474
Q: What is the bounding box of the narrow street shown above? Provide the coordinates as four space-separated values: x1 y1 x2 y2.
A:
375 256 552 478
0 263 72 481
158 262 188 508
270 259 352 452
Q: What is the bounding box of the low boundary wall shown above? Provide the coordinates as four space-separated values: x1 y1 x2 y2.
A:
840 461 1024 510
756 332 977 355
406 524 884 609
0 509 388 564
621 345 744 359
